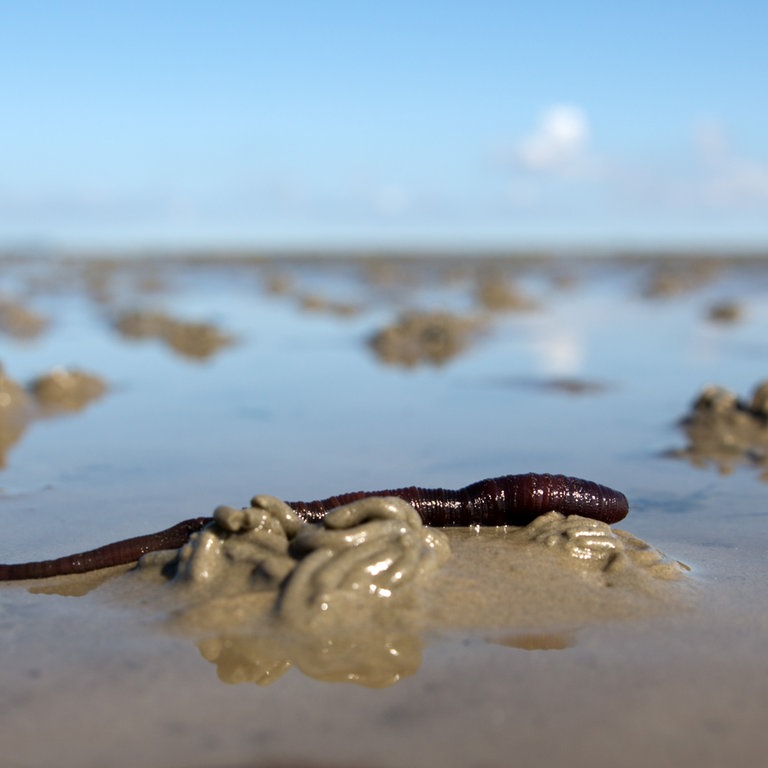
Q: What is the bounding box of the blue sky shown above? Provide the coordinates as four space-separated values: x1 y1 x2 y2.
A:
2 1 767 251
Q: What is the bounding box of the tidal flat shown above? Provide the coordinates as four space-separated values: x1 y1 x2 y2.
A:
1 252 768 768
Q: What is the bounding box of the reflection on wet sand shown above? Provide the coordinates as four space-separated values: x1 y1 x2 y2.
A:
0 364 106 467
113 309 235 360
493 375 610 395
640 258 723 298
490 631 576 651
0 296 49 339
0 365 34 467
474 269 538 312
706 299 744 324
668 381 768 479
198 626 423 688
369 311 484 367
29 368 107 415
296 292 362 317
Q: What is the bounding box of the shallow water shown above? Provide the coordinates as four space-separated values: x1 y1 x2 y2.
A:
1 254 768 767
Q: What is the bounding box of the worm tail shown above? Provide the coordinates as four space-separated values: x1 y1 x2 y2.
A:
0 517 211 581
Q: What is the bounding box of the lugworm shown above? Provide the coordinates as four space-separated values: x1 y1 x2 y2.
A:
0 473 628 581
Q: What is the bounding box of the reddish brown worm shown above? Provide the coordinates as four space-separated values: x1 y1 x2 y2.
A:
0 473 628 581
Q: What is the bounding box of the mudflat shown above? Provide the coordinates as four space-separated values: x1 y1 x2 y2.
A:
1 252 767 768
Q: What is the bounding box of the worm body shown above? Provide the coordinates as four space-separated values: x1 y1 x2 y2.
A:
288 473 628 527
0 473 628 581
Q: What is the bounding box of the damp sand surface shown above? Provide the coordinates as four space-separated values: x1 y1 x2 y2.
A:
2 253 768 767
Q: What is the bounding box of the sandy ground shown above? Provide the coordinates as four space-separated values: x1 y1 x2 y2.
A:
1 252 768 767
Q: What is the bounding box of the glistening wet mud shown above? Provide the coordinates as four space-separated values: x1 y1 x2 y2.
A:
1 252 768 768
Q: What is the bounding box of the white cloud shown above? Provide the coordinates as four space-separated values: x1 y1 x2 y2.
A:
694 119 729 160
609 121 768 214
348 176 454 221
496 109 768 226
515 105 590 173
531 325 584 376
693 121 768 208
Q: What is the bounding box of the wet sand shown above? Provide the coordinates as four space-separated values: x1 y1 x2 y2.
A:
1 252 768 767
